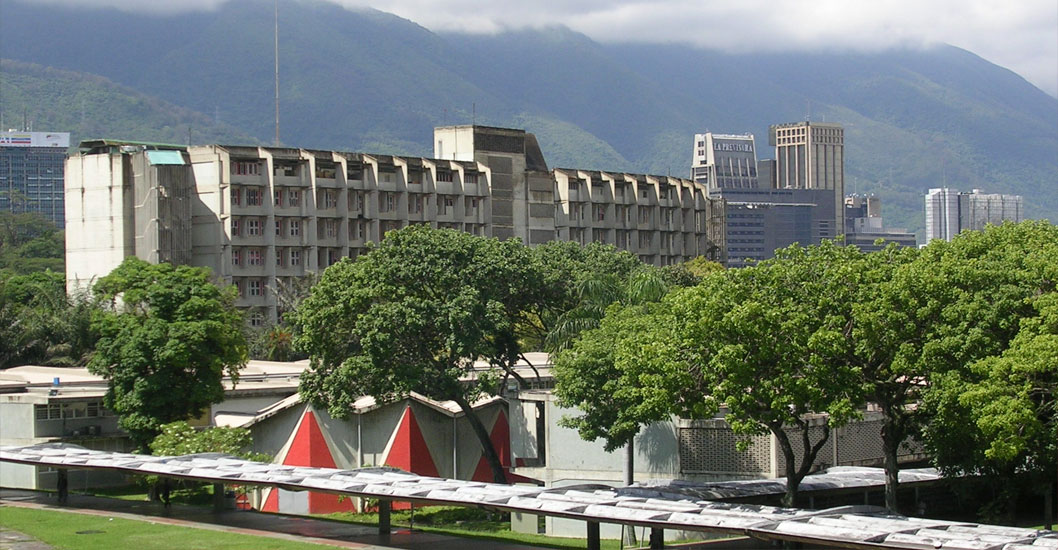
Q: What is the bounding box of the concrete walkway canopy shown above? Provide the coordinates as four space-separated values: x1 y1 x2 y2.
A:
2 443 1055 550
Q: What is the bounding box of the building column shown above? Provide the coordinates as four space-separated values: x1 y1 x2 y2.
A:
586 521 600 550
56 469 68 504
378 499 392 534
650 527 665 549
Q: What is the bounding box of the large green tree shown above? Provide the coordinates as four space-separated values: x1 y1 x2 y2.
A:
292 226 543 483
853 221 1057 512
917 222 1058 521
89 258 247 450
668 242 866 506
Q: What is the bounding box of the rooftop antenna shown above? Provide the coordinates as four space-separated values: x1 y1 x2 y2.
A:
806 100 811 122
273 0 280 146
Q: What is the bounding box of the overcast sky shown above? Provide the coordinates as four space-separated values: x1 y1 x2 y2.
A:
35 0 1058 96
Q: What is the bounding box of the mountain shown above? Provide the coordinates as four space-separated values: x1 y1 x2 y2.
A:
1 0 1055 236
0 60 258 148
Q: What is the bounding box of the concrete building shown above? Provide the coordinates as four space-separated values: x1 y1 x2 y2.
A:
770 121 845 234
691 133 760 190
924 187 1024 243
0 131 70 227
691 122 846 267
844 195 917 251
65 127 725 322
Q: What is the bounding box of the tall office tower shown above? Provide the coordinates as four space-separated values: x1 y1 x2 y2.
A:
769 122 845 234
924 188 1023 243
844 195 917 251
690 133 759 189
0 131 70 227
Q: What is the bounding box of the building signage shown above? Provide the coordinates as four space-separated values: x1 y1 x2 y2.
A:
714 141 754 153
0 132 70 148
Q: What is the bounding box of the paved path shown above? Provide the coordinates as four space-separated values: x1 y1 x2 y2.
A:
0 489 548 549
0 527 53 550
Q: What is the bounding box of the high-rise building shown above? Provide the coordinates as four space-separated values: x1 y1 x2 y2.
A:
0 131 70 227
769 121 844 233
693 122 846 266
690 133 759 190
67 127 725 324
924 188 1023 243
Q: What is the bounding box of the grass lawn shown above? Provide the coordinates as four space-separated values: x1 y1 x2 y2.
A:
0 506 330 550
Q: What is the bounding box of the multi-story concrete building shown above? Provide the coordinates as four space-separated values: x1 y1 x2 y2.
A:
844 195 917 251
924 188 1024 243
66 127 725 324
770 121 845 233
0 131 70 227
692 122 846 266
690 133 760 190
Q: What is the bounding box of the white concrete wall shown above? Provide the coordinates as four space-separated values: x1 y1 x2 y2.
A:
65 153 132 293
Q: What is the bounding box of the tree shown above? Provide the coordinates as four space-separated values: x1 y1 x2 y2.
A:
917 222 1058 522
854 221 1057 512
150 421 270 462
89 258 247 450
665 242 866 506
524 241 645 348
0 270 96 368
292 226 542 483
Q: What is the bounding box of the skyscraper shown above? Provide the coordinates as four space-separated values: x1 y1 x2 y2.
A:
924 188 1023 242
691 133 759 190
0 131 70 227
769 121 844 234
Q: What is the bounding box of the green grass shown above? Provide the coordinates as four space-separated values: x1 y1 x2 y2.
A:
0 506 331 550
323 506 627 549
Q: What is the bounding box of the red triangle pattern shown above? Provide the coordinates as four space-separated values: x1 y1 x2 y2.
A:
471 409 512 482
384 406 441 477
262 409 353 514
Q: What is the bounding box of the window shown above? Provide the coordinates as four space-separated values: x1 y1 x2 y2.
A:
273 189 283 207
246 188 262 206
275 219 282 236
290 249 301 266
247 218 261 236
436 171 453 182
231 249 242 266
289 219 300 237
594 205 606 221
248 249 263 266
231 187 242 206
234 279 244 297
326 220 338 238
440 195 454 214
464 197 478 212
380 192 395 213
276 249 285 267
409 195 422 214
232 161 259 176
231 218 241 236
320 189 338 209
249 311 264 327
249 279 262 296
464 172 478 184
288 189 300 206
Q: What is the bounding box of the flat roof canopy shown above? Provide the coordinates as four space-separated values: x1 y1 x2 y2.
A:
2 444 1053 550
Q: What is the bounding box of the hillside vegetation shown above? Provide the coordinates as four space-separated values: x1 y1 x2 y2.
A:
1 0 1054 235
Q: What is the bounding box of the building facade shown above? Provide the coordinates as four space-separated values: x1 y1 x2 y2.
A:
0 131 70 227
924 188 1024 243
690 133 760 190
844 195 917 251
66 127 725 323
692 122 846 266
770 121 845 233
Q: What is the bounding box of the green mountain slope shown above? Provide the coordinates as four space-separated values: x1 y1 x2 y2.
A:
0 60 258 148
1 0 1054 236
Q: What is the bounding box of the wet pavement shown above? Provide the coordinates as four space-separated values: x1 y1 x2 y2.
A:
0 489 548 549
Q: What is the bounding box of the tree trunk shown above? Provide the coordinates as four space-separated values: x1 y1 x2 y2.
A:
880 418 902 513
623 440 638 546
773 421 830 508
453 394 508 484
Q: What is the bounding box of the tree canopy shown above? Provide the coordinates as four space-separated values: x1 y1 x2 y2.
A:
292 226 545 482
88 258 247 450
0 270 96 368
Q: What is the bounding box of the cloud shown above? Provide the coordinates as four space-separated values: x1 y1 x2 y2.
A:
26 0 1058 95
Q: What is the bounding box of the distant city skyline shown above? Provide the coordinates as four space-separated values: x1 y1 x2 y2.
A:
26 0 1058 97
